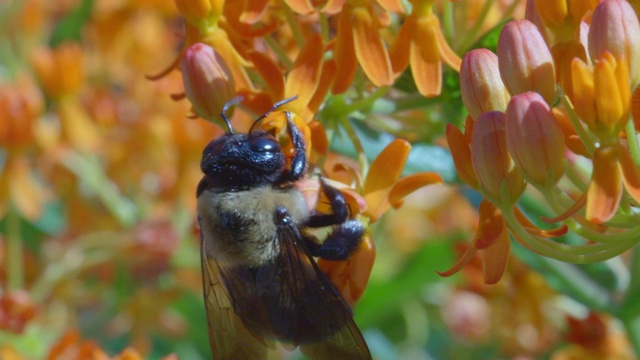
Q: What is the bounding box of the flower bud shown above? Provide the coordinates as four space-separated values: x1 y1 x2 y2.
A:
181 43 236 123
505 92 565 188
471 111 526 204
460 49 510 120
498 20 556 103
589 0 640 88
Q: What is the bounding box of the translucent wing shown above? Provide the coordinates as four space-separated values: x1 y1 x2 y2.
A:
200 220 273 360
255 207 371 360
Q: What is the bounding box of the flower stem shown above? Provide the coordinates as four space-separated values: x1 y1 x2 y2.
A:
625 118 640 167
562 95 596 155
6 205 24 290
621 316 640 356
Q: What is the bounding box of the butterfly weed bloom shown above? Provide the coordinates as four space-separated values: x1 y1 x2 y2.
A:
445 0 640 284
389 0 462 97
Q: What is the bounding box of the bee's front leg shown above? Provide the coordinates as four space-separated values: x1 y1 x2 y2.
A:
303 221 364 261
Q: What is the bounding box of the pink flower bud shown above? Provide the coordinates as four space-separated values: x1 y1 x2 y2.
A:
589 0 640 87
471 111 526 204
460 49 510 120
181 43 236 123
498 20 556 104
506 92 565 188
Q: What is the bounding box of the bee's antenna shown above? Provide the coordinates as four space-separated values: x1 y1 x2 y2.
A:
249 95 299 134
221 96 244 134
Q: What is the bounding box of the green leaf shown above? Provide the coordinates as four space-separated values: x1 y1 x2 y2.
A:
51 0 94 46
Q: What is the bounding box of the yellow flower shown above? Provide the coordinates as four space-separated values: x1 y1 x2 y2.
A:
571 52 630 143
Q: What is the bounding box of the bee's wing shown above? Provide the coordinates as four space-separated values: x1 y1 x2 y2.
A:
200 225 273 359
262 212 371 360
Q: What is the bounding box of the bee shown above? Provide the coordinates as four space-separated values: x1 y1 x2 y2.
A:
196 96 372 360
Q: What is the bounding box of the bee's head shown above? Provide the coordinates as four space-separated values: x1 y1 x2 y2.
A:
201 130 285 190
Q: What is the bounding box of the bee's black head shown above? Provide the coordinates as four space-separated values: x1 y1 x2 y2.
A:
201 130 285 191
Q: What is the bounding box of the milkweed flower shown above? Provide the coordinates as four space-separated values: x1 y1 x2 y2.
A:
389 0 462 97
331 0 398 93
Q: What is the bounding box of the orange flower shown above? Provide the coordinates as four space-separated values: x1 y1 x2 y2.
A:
389 0 462 97
571 52 630 144
438 200 510 284
318 139 442 303
331 0 397 93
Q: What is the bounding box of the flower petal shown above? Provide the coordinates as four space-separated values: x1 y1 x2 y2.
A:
614 144 640 204
352 5 394 87
410 14 442 97
474 200 505 250
246 51 285 100
437 244 478 277
480 225 510 284
586 146 623 224
331 8 358 94
388 172 443 208
318 234 376 305
321 0 346 15
285 33 324 109
239 0 270 24
446 121 478 188
283 0 315 15
389 15 415 74
308 59 336 114
376 0 404 13
363 139 411 221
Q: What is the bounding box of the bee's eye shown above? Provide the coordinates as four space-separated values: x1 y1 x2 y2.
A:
250 136 281 153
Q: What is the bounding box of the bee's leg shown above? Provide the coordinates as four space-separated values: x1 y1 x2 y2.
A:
278 112 307 183
305 178 349 228
303 220 364 261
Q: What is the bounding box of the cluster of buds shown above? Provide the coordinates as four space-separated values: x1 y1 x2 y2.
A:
444 0 640 283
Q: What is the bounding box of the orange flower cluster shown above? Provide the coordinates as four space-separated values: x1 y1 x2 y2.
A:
167 0 461 303
445 0 640 283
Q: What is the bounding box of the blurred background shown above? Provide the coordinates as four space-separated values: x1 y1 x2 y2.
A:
0 0 634 359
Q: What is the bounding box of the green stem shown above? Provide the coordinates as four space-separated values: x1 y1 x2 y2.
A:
264 36 293 68
6 205 24 290
501 205 636 262
281 0 305 48
625 118 640 167
622 316 640 356
339 116 369 179
458 0 493 51
562 95 596 155
343 87 390 114
534 256 611 311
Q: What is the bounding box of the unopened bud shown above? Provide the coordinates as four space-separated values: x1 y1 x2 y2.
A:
506 92 565 188
181 43 236 123
460 49 510 120
498 20 556 104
